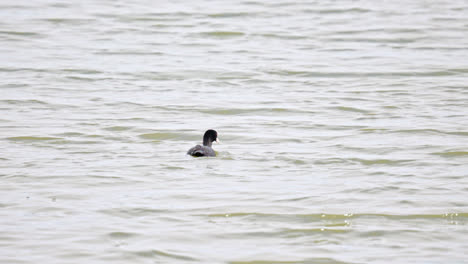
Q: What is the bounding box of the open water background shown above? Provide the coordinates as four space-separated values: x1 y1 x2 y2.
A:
1 0 468 263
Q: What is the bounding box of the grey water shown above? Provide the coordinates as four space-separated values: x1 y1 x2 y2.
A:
1 0 468 263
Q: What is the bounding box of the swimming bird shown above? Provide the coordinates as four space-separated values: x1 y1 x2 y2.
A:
187 129 219 157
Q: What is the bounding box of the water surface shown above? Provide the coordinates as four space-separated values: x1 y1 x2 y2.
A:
1 0 468 263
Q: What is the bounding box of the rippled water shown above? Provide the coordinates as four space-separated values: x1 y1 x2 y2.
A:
1 0 468 263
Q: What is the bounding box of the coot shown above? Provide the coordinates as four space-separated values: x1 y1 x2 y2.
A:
187 129 219 157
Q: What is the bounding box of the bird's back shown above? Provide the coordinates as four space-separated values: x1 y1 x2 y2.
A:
187 145 216 157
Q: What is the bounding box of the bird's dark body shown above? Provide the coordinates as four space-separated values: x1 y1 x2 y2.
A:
187 145 216 157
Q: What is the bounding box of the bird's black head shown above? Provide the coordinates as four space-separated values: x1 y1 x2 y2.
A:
203 129 218 147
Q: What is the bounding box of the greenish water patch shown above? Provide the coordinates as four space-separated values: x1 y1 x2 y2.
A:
432 151 468 157
199 107 294 115
139 132 189 141
7 136 61 141
292 159 306 165
49 140 101 145
95 50 165 56
165 166 185 170
0 30 41 36
316 8 371 14
41 18 94 25
447 131 468 136
360 128 388 133
108 231 139 239
256 33 308 40
66 76 105 81
382 105 399 109
230 257 354 264
350 158 412 166
62 68 103 75
201 31 245 37
86 134 104 138
230 261 303 264
279 157 307 165
199 108 251 115
56 132 84 137
1 99 48 105
104 126 132 131
208 12 253 18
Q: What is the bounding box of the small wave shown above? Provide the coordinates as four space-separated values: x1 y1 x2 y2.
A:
332 106 371 113
111 11 192 21
99 207 168 218
0 30 41 36
132 249 197 261
314 158 350 165
277 156 307 165
48 140 102 145
66 76 108 81
224 228 350 240
392 129 468 136
264 69 461 77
